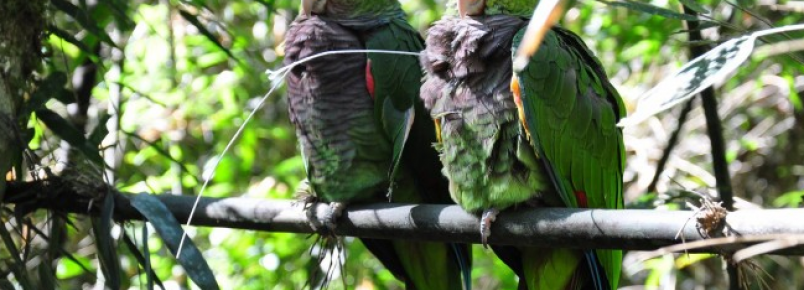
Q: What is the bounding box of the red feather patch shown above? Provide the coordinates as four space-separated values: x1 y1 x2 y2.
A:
365 59 375 99
575 191 588 208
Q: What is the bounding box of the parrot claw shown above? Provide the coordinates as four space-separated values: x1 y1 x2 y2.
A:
480 208 499 248
301 197 324 232
294 180 325 232
386 181 395 202
306 214 322 232
301 200 346 235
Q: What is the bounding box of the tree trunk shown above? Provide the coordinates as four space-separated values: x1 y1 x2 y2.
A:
0 0 45 195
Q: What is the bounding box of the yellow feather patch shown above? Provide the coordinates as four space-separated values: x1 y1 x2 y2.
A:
434 118 443 144
510 74 531 140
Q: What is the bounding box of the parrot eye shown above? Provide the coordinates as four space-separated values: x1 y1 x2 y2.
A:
291 64 306 75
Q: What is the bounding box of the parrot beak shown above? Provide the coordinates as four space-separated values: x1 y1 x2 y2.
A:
301 0 325 16
458 0 485 18
302 0 312 16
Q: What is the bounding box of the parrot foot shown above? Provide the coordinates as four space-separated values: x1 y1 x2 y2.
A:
323 202 347 233
385 181 395 202
480 208 500 248
300 199 346 235
300 196 326 233
293 180 325 232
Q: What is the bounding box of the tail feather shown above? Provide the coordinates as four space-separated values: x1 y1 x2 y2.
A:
363 238 470 290
491 245 525 278
450 243 473 290
360 238 409 284
498 247 612 290
583 250 610 290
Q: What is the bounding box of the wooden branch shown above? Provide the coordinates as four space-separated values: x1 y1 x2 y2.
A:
5 181 804 255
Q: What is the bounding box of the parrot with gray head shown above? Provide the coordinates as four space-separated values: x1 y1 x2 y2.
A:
419 0 625 288
284 0 472 288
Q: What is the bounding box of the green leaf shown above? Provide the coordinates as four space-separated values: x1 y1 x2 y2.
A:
121 130 200 184
88 113 112 147
35 109 105 165
183 0 215 13
47 25 98 58
91 194 122 289
20 218 96 280
56 256 93 279
674 253 714 268
0 279 16 290
130 194 220 290
619 24 804 127
604 0 701 21
253 0 281 14
790 86 802 111
37 261 57 290
671 21 720 35
121 231 164 290
52 89 75 105
99 0 135 31
50 0 117 47
678 0 709 14
11 128 32 184
773 190 804 207
0 221 33 289
178 9 238 62
47 215 67 269
26 72 70 115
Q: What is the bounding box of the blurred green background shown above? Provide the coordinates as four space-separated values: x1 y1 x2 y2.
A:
3 0 804 289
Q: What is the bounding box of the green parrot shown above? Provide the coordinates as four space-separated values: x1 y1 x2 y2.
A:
283 0 471 289
420 0 625 289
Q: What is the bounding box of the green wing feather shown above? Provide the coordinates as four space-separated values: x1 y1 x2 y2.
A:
514 26 625 289
366 18 471 290
521 248 583 290
365 18 423 199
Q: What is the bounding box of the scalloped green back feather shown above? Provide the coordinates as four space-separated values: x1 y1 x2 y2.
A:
513 25 625 290
366 16 471 290
366 19 422 197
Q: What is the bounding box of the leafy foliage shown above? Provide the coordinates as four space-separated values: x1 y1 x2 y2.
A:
0 0 802 289
130 193 218 289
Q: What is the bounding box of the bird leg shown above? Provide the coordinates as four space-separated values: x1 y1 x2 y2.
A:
301 200 347 236
480 207 500 248
324 202 348 232
295 179 326 232
293 180 349 235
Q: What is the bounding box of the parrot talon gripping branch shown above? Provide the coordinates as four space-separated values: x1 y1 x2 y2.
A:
323 201 347 231
300 194 336 234
480 207 499 247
